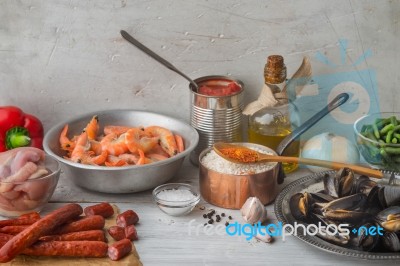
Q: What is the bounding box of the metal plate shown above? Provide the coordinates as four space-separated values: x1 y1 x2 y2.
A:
274 170 400 260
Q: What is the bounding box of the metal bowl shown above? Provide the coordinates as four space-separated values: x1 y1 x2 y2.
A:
43 110 199 193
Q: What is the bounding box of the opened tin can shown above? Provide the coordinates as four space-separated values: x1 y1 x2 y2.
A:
189 75 244 165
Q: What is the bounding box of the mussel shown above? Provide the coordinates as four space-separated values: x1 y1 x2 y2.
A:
375 206 400 232
321 193 367 212
310 213 350 245
353 175 377 195
323 209 372 225
337 168 355 197
323 168 357 198
323 173 339 198
289 192 314 221
349 223 381 251
382 186 400 207
382 232 400 252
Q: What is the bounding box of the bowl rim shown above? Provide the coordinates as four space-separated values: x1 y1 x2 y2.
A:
43 109 199 170
152 183 200 204
0 155 61 184
354 112 400 147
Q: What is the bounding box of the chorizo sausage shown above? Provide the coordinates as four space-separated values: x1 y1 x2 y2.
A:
0 225 29 235
39 230 106 242
0 233 13 247
0 212 40 227
116 210 139 227
107 238 132 261
108 226 125 241
125 225 138 241
22 240 108 257
84 202 114 218
56 215 105 234
0 203 83 262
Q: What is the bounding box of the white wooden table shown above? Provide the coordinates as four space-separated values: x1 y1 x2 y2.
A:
47 159 398 266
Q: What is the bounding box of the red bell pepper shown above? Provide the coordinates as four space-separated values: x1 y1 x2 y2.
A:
0 106 44 152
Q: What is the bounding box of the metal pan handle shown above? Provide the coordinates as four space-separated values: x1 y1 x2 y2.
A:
276 92 350 184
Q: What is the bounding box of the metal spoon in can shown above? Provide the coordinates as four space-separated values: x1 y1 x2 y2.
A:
120 30 199 92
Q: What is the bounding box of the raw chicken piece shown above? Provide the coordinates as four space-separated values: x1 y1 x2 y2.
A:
10 150 42 174
0 148 45 180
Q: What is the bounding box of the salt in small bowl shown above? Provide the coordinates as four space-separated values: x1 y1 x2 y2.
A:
152 183 200 216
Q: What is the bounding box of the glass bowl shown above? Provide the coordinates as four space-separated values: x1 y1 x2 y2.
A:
0 156 60 217
152 183 200 216
354 112 400 171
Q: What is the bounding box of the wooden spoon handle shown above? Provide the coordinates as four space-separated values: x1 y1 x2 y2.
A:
261 155 384 178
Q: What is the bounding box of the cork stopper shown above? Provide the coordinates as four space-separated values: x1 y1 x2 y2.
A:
264 55 287 84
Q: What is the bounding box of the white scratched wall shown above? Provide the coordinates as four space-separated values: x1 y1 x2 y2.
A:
0 0 399 131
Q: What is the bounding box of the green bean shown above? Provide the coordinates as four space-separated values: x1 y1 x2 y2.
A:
361 125 372 134
386 130 394 143
392 138 398 144
380 148 391 161
378 139 386 147
394 133 400 139
372 123 380 139
393 125 400 133
380 124 395 134
391 116 398 126
364 130 378 142
375 118 391 129
383 147 400 155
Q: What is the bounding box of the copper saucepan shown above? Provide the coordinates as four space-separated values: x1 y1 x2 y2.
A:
199 93 350 209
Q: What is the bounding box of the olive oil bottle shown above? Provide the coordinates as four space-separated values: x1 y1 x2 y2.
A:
248 55 300 173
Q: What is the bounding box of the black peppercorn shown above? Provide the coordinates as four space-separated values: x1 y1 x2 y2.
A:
203 214 207 218
221 213 225 217
208 219 214 224
225 221 229 226
228 216 233 220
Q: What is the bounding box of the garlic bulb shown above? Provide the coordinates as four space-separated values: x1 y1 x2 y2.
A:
240 197 268 224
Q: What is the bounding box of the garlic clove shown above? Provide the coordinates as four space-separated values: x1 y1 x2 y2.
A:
240 197 268 224
255 233 273 243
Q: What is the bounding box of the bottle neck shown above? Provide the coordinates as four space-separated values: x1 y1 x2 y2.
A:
264 55 287 101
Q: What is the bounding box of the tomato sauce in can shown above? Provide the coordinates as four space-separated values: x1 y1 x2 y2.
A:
189 76 244 165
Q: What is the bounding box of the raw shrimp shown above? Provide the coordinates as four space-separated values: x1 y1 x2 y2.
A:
136 149 151 165
144 126 178 157
70 132 90 163
147 153 168 162
85 115 99 140
89 140 103 155
125 128 158 154
104 125 132 136
148 144 170 158
70 132 108 165
118 154 139 165
59 125 75 152
105 155 128 167
100 133 128 156
174 134 185 153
